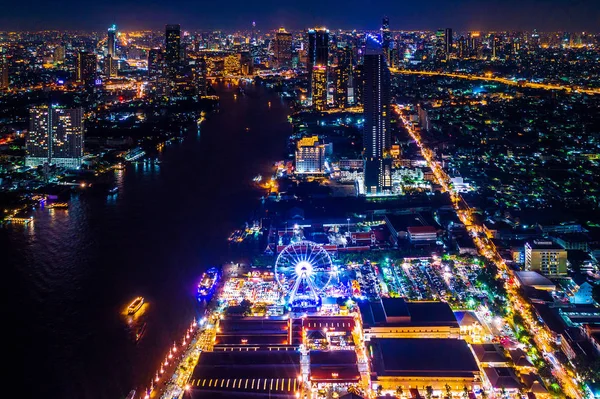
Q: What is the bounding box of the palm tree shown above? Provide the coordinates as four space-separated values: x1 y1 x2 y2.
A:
480 388 488 399
462 386 469 399
377 385 384 397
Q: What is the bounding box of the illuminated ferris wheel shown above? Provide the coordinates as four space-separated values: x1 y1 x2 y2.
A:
275 241 333 306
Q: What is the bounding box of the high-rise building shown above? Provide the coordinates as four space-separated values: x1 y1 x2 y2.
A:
107 24 117 57
53 45 66 63
525 241 568 276
104 55 118 78
444 28 453 56
77 51 97 85
0 50 8 90
353 64 364 105
363 36 391 194
311 65 327 111
273 27 293 68
26 106 84 168
381 16 391 62
334 46 352 108
193 57 208 96
165 24 181 76
307 28 329 99
148 49 164 78
295 136 327 175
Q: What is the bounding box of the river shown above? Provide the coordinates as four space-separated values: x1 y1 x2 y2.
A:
3 82 290 399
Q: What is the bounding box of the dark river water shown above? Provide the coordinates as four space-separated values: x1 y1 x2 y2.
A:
3 83 290 399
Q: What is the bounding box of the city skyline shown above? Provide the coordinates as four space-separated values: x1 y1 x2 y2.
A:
1 0 599 32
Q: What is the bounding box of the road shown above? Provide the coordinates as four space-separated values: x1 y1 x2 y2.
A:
393 104 583 399
390 68 600 96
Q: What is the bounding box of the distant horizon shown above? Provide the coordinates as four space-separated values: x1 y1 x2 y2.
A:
1 0 598 33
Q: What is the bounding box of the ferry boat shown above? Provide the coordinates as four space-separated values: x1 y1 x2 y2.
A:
135 322 147 343
127 296 144 315
108 185 118 195
125 390 136 399
197 267 220 301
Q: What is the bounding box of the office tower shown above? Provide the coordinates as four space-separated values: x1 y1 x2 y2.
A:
193 57 207 96
458 36 468 59
381 16 391 62
273 27 293 68
107 24 117 57
525 241 567 275
311 65 327 111
334 46 351 108
363 36 391 195
53 45 66 63
295 136 326 175
491 36 499 59
26 106 84 168
445 28 453 56
353 64 364 105
307 28 329 99
165 24 181 76
0 50 8 90
240 51 253 75
148 49 164 78
77 51 97 85
104 55 118 78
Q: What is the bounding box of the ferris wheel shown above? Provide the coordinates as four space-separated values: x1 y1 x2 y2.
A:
275 241 333 306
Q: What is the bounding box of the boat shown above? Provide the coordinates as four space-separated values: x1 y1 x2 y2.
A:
108 185 118 195
127 297 144 315
197 267 221 301
126 390 136 399
252 174 262 183
48 202 69 209
135 322 147 343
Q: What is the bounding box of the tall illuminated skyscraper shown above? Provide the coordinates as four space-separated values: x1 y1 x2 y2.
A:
363 36 391 194
273 27 293 68
381 16 391 62
165 24 181 76
26 106 84 168
334 46 352 109
77 51 97 85
307 28 329 99
107 24 117 57
0 49 8 90
148 49 164 78
311 65 327 111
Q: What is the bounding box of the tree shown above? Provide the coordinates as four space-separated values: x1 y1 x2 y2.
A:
396 386 404 398
500 387 507 399
426 385 434 399
445 384 452 399
480 389 488 399
462 386 469 399
377 384 384 397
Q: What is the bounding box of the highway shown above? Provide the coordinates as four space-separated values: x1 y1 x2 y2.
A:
390 68 600 96
393 104 583 399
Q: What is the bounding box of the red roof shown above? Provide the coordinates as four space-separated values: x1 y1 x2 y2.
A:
407 226 437 234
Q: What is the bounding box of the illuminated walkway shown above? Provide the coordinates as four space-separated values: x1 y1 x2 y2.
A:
390 68 600 96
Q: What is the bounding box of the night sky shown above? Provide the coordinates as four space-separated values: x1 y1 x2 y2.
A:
1 0 598 31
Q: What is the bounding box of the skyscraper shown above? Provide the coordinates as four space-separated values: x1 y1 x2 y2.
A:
334 46 352 109
26 106 84 168
353 64 364 105
311 65 327 111
107 24 117 57
165 24 181 76
0 50 8 90
445 28 453 56
307 28 329 99
381 16 391 63
77 51 97 85
148 49 164 78
363 36 391 194
273 27 293 68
